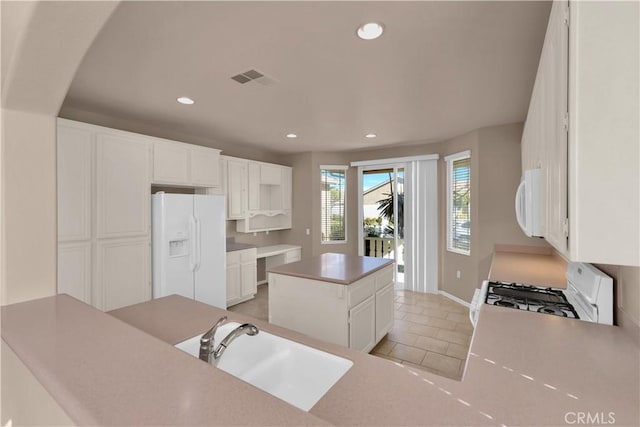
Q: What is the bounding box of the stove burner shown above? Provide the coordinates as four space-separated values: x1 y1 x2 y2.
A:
537 306 568 317
495 299 519 309
484 281 580 320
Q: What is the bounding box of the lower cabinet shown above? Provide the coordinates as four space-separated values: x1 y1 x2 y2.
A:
226 248 257 307
349 295 376 352
57 242 92 305
95 237 151 311
375 283 395 343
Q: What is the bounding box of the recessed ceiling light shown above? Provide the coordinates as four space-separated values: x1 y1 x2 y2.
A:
365 133 377 139
177 96 195 105
286 133 298 139
357 22 384 40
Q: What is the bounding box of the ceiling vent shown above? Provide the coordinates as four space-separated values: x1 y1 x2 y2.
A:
231 69 265 84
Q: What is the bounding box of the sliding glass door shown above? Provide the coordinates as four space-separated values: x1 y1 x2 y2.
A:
360 166 405 287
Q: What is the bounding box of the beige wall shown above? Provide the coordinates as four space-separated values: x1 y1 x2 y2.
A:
282 123 549 303
1 110 58 305
1 1 118 306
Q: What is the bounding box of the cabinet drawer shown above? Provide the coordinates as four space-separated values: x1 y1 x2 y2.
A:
240 248 257 262
348 276 375 309
375 266 394 291
226 250 240 265
285 248 301 263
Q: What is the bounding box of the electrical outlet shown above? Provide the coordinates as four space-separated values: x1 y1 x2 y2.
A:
306 228 310 236
456 270 461 279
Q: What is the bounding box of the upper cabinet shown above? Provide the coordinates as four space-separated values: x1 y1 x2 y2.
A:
96 133 151 238
57 125 93 242
152 139 220 188
522 1 639 266
221 155 292 232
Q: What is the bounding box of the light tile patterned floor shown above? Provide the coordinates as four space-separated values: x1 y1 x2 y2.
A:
370 290 473 380
229 285 473 380
228 284 269 321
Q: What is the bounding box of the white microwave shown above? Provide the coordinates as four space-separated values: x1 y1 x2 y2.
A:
515 169 544 237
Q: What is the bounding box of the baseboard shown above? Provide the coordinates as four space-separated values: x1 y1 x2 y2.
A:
439 290 471 308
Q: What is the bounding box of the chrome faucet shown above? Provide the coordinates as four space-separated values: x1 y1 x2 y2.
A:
199 316 259 364
199 316 228 363
211 323 259 362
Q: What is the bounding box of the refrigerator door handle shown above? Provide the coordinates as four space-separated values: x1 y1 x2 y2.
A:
189 215 197 272
194 215 202 272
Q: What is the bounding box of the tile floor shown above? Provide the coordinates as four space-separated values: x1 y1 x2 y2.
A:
227 284 269 322
370 289 473 380
228 285 473 380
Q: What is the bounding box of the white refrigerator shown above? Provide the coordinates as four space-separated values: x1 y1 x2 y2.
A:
152 192 226 308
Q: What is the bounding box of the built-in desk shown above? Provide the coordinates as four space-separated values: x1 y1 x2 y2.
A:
256 244 301 284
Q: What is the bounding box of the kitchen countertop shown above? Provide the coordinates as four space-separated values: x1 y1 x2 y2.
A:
256 244 301 258
2 291 638 426
2 248 638 426
268 252 393 285
225 241 257 252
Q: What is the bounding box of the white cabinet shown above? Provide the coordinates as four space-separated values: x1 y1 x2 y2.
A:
57 119 154 311
95 237 150 311
226 248 257 307
96 133 150 238
57 125 92 242
260 164 282 186
240 261 257 298
522 1 639 265
349 295 376 352
284 247 301 264
57 242 92 304
269 264 394 352
226 259 241 302
152 140 220 188
375 284 394 342
374 266 394 342
282 167 292 211
223 157 293 233
153 140 190 185
223 157 247 220
190 146 220 187
522 0 568 255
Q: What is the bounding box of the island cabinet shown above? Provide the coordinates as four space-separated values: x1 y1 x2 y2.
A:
268 254 394 353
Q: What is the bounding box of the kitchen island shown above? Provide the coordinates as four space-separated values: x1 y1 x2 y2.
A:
268 253 395 352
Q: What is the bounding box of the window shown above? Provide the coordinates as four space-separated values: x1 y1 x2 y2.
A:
445 151 471 255
320 166 348 243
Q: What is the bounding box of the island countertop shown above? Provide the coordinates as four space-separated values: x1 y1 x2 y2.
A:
268 252 393 285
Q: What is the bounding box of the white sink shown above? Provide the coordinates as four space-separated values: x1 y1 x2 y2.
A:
175 322 353 411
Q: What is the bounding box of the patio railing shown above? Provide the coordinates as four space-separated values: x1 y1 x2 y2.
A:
363 237 394 257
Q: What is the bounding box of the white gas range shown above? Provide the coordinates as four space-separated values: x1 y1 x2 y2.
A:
470 262 613 327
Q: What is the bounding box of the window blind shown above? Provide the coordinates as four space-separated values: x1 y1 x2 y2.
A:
446 153 471 255
320 168 346 242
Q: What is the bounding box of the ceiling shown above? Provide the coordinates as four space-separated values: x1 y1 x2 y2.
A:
61 1 551 154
